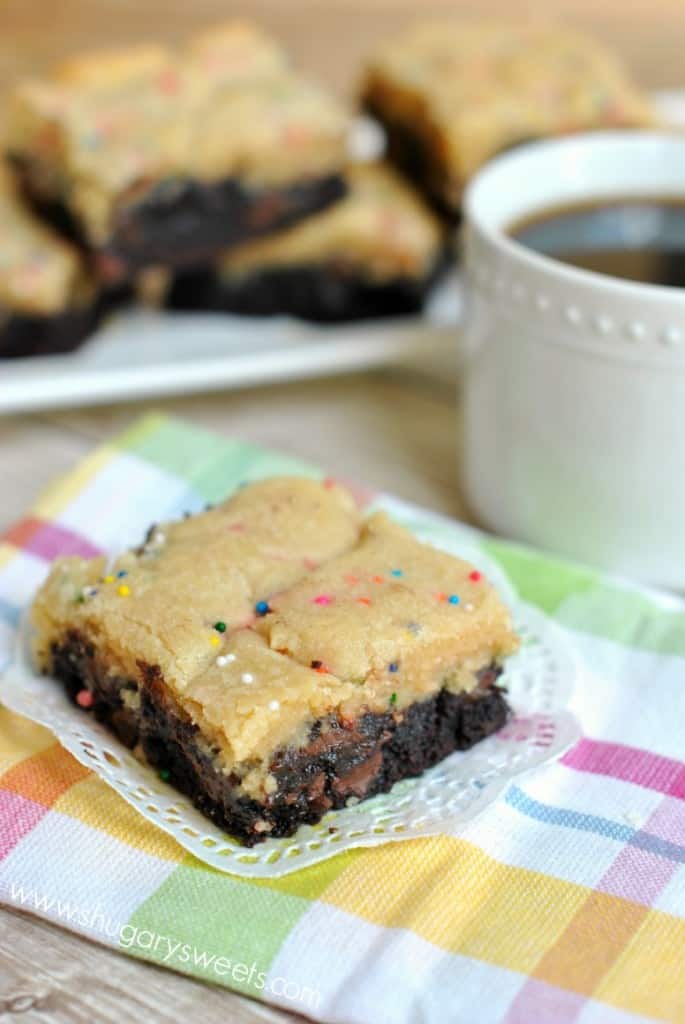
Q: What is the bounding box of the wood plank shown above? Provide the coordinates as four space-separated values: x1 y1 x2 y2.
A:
0 908 298 1022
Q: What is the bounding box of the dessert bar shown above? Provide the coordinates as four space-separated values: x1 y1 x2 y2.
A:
168 162 446 322
361 21 654 214
7 22 349 278
31 477 519 844
0 161 102 358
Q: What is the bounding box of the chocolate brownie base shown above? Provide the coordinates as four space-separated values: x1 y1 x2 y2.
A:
49 629 509 845
0 284 132 360
167 257 446 323
0 308 92 360
13 160 346 279
363 100 458 218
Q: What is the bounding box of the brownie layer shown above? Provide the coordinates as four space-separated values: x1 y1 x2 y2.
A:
363 100 458 218
168 257 446 323
50 629 509 845
0 284 131 359
14 163 346 279
0 307 92 359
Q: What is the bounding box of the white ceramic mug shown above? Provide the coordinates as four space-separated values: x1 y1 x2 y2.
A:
461 132 685 590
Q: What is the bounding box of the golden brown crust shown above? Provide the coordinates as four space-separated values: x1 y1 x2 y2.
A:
257 511 517 695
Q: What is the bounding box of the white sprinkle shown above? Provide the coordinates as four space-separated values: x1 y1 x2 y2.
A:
154 531 166 545
464 603 475 613
216 653 236 667
241 672 254 684
82 585 98 599
268 699 280 711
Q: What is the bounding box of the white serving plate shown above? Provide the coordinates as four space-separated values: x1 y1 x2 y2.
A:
0 285 461 414
1 97 681 415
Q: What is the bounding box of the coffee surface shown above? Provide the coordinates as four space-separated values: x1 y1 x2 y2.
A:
509 197 685 287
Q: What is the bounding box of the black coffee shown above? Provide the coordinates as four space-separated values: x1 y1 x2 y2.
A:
509 198 685 287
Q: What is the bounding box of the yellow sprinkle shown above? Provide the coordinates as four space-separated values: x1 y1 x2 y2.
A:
117 584 130 597
210 634 221 647
104 575 115 584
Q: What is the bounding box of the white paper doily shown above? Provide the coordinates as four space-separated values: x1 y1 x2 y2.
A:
2 595 580 878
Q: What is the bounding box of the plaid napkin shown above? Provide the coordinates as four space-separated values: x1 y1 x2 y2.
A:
1 413 684 1024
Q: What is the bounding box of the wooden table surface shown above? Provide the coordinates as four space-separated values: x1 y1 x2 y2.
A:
0 2 682 1021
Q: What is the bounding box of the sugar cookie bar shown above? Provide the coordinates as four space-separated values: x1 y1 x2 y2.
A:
361 21 654 214
7 22 349 277
168 162 446 322
31 477 519 844
0 161 103 358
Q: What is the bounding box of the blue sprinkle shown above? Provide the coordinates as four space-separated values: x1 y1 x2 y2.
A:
390 569 403 577
389 662 399 673
255 600 270 616
117 570 128 578
448 594 460 605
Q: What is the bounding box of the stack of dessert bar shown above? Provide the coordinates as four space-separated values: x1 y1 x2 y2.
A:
0 20 446 357
1 19 653 358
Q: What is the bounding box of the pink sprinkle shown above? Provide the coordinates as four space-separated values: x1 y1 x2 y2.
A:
76 690 93 709
323 477 336 489
158 69 180 95
313 594 333 606
303 558 318 570
228 522 245 532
